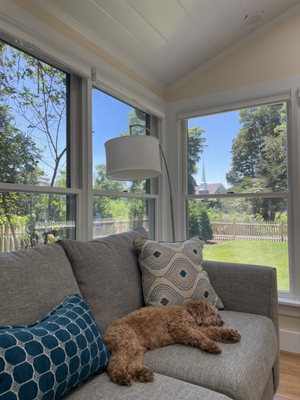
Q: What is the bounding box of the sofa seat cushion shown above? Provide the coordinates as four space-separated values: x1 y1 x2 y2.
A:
144 311 278 400
0 244 80 326
59 229 147 333
63 372 233 400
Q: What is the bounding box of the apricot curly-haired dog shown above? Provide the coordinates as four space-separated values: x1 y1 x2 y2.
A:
104 300 241 386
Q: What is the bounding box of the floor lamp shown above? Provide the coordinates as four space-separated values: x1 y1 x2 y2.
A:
104 124 175 241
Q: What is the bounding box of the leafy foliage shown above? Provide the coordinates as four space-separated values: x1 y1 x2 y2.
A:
226 104 286 190
188 200 213 240
0 42 67 187
187 127 206 193
225 103 287 221
0 41 69 246
0 105 40 185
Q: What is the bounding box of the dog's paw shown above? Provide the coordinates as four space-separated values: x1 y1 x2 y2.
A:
112 373 132 386
226 329 241 343
206 342 222 354
133 367 154 383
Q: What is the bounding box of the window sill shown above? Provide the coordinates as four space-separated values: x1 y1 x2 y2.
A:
278 298 300 317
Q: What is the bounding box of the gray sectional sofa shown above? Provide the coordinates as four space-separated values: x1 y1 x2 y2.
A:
0 229 279 400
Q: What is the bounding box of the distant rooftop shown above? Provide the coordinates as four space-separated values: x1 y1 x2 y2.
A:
195 183 225 195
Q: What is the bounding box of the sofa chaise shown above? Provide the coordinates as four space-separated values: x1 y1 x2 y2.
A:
0 229 279 400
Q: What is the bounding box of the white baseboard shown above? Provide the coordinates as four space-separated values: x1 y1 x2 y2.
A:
280 329 300 354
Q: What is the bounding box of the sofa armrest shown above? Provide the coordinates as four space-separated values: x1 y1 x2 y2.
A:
202 260 278 323
202 259 280 393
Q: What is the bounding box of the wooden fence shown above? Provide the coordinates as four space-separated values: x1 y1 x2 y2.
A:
210 221 288 242
0 225 28 252
92 218 149 238
0 218 148 252
0 221 75 253
0 219 287 252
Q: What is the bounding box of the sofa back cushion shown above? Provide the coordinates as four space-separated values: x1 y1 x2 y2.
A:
0 244 80 326
59 229 147 333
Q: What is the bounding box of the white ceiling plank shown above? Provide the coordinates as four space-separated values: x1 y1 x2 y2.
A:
278 0 300 11
35 0 300 87
126 0 213 63
93 0 172 56
239 0 281 17
92 0 190 73
178 0 236 51
126 0 193 64
215 0 246 39
38 0 183 85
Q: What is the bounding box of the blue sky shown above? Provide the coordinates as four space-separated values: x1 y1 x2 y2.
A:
92 89 242 189
188 111 241 189
92 89 134 181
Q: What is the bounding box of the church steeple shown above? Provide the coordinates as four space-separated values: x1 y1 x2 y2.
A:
199 160 208 192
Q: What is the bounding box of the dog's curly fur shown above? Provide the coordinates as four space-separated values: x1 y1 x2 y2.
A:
104 300 241 386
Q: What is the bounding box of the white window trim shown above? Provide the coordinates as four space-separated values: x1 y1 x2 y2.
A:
168 79 300 312
0 34 86 242
90 86 161 240
0 183 82 241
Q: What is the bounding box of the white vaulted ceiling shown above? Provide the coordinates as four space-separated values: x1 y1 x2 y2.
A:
34 0 300 89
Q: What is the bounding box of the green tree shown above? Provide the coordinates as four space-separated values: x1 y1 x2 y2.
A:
0 42 67 187
94 164 126 192
226 104 287 221
0 105 40 185
0 41 68 246
0 104 42 245
226 104 286 190
188 200 213 240
93 164 128 219
187 127 206 193
186 127 211 239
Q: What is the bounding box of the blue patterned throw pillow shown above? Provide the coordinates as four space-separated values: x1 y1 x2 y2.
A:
0 294 110 400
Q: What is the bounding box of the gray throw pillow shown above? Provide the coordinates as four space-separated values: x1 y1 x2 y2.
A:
134 237 224 309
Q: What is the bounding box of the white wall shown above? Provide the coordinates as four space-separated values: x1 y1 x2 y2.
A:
168 8 300 101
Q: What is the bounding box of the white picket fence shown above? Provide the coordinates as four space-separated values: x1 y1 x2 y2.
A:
0 221 75 252
0 218 148 252
210 221 288 242
0 219 287 253
92 218 149 238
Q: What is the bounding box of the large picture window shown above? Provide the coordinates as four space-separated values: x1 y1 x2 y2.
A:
184 101 289 292
0 38 78 251
92 89 157 238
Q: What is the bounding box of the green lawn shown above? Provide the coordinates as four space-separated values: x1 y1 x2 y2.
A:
203 240 289 291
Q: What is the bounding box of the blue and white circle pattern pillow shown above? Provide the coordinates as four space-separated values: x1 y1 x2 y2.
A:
0 294 110 400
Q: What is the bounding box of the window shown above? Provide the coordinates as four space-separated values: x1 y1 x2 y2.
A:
183 101 290 292
0 38 79 251
92 89 158 238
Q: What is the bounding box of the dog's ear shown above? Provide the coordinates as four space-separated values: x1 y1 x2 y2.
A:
185 301 206 325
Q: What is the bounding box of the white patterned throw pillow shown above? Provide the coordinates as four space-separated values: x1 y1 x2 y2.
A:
134 237 224 309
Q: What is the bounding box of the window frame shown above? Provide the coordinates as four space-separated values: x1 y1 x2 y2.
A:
0 32 84 243
180 94 298 302
91 86 160 239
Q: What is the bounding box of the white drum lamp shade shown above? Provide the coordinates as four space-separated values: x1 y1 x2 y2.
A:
105 135 162 180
